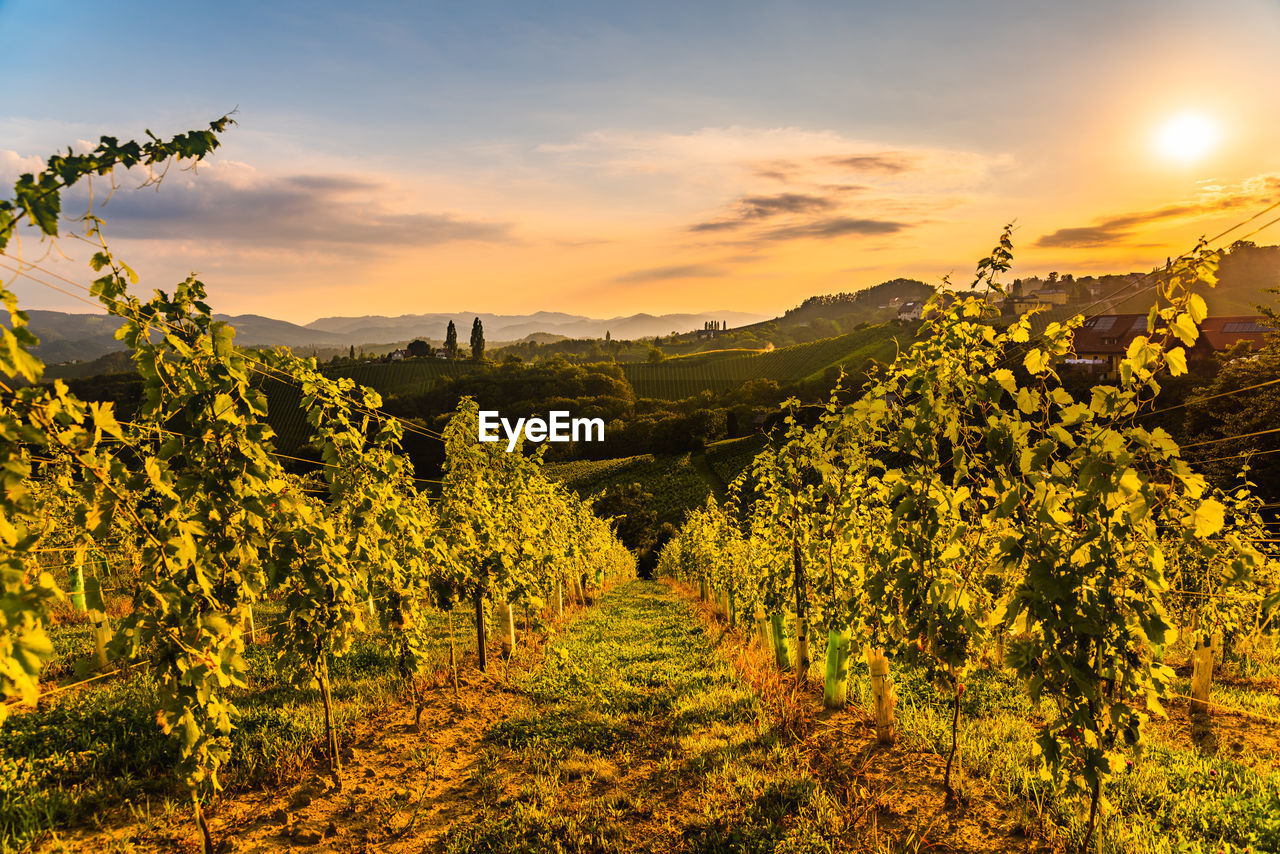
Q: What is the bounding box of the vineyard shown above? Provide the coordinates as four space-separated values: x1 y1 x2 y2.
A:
622 325 909 400
2 120 1280 854
659 229 1280 851
0 122 633 852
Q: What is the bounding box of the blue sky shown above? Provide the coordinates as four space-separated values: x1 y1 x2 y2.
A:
2 0 1278 321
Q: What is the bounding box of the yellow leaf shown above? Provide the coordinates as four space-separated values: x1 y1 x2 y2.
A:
1191 499 1224 538
1187 294 1208 324
1171 313 1198 346
1023 349 1050 375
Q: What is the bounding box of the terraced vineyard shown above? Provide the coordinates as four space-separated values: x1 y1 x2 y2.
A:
546 452 713 526
622 324 912 399
326 360 469 398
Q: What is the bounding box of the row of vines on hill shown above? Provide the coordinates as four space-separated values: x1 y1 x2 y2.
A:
658 228 1280 849
0 119 634 852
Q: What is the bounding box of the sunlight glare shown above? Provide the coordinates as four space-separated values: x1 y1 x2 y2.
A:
1153 112 1220 164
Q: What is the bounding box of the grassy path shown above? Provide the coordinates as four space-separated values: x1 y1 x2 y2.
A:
690 450 728 502
440 579 834 854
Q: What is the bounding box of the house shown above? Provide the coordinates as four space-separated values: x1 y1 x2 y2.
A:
1003 294 1050 315
1032 286 1070 306
1196 316 1272 352
1070 315 1272 379
388 348 409 362
433 348 451 359
898 301 924 320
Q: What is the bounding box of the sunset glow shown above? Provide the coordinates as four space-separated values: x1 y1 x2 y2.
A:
1 1 1279 322
1154 112 1220 164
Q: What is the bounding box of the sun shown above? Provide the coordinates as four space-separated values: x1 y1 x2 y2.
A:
1153 112 1220 164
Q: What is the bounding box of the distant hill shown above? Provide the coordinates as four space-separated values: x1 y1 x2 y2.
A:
12 310 346 364
13 308 767 364
304 310 767 345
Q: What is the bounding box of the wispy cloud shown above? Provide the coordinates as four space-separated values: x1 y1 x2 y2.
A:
1036 174 1280 248
758 216 908 241
613 263 725 283
825 153 915 174
689 192 836 232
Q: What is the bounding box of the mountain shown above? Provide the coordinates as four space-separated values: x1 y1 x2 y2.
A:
304 310 767 344
9 311 347 364
13 308 768 365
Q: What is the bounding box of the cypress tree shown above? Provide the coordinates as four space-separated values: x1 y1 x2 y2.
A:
445 320 458 358
470 317 485 361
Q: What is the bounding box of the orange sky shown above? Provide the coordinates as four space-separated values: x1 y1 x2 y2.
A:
3 1 1279 323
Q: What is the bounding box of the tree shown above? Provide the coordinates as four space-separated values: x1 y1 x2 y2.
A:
605 330 611 342
406 339 430 358
348 344 355 360
470 317 485 361
445 320 458 358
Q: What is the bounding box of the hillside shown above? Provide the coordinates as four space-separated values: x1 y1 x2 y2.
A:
303 309 766 345
545 452 712 527
621 323 913 399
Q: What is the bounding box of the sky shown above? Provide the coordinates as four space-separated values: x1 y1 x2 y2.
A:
1 0 1279 324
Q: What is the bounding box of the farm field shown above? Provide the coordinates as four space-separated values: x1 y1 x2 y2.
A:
18 580 1280 853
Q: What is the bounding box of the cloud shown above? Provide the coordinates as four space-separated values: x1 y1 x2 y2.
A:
690 192 837 232
825 154 915 174
0 149 46 185
1036 174 1280 249
65 162 513 249
759 216 908 242
613 263 725 283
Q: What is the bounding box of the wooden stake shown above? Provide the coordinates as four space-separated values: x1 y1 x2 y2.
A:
866 648 896 744
474 584 487 673
793 543 809 686
319 668 340 771
448 609 458 696
498 600 515 660
755 611 772 651
1190 635 1214 715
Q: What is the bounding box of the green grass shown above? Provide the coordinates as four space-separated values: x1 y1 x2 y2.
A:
442 580 844 854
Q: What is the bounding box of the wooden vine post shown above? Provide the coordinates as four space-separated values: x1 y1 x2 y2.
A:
498 599 515 660
866 648 896 743
1190 634 1214 715
474 580 488 673
755 609 772 651
793 542 810 685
